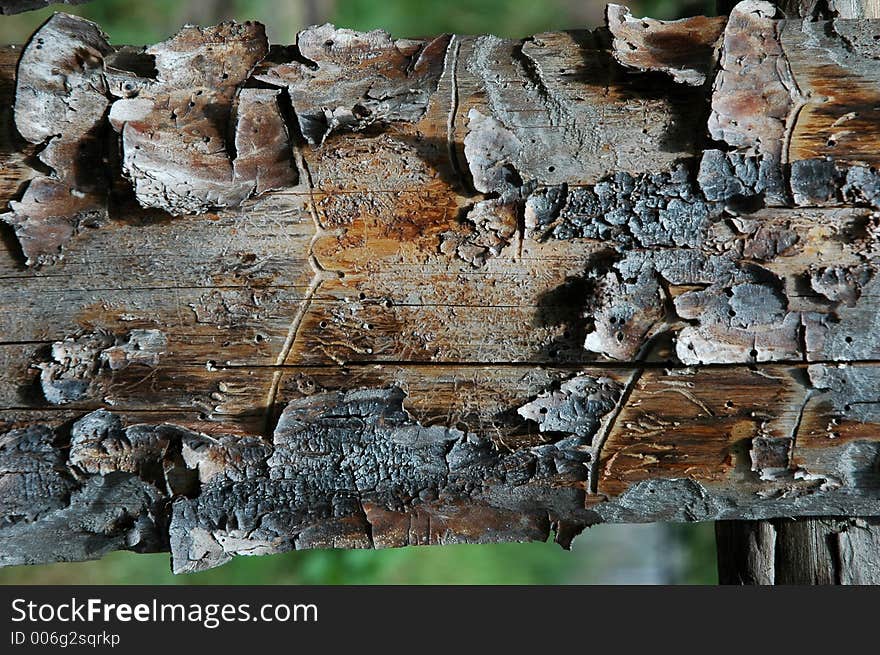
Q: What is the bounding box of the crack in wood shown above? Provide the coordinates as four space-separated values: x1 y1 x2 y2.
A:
589 368 644 495
262 147 329 437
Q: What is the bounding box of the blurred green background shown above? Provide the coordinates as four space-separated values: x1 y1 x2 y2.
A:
0 0 720 585
0 523 718 585
0 0 719 43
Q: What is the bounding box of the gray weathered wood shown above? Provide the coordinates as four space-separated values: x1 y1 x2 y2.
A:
718 0 880 17
717 518 880 584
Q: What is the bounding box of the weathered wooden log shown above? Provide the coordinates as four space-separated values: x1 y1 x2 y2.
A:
1 2 880 576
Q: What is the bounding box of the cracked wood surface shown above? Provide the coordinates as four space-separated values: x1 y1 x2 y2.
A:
716 517 880 583
1 3 880 573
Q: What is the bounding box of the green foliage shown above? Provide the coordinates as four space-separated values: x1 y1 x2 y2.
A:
333 0 575 37
0 0 186 44
0 542 573 585
667 522 719 584
0 526 719 585
0 0 723 45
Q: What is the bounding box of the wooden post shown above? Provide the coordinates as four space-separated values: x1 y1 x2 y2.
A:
716 518 880 584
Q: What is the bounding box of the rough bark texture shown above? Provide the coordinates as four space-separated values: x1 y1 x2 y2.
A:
1 3 880 575
717 518 880 583
717 0 880 18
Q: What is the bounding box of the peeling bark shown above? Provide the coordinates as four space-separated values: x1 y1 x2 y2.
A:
256 25 450 146
37 329 165 404
108 22 295 214
730 0 880 18
709 1 803 160
2 14 111 264
717 518 880 584
2 3 880 576
606 4 726 86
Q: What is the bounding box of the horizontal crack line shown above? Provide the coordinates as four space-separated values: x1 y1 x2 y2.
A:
3 357 877 371
206 358 880 370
